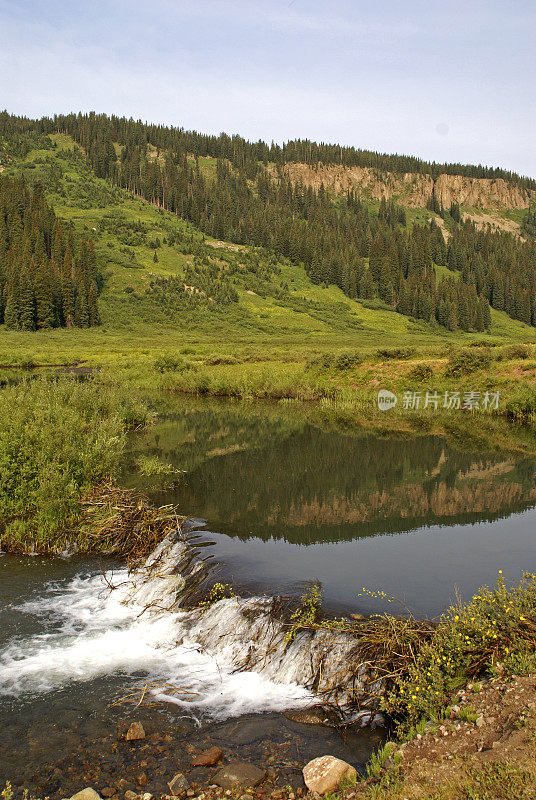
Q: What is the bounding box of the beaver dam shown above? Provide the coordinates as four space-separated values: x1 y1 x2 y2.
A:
3 403 536 796
1 482 439 736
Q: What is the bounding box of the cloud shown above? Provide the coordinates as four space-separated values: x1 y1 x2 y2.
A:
0 0 534 176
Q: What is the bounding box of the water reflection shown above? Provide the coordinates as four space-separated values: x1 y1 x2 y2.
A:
123 398 536 616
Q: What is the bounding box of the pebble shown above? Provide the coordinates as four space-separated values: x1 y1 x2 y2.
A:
125 722 146 742
192 747 224 767
70 790 101 800
135 773 148 788
168 773 190 797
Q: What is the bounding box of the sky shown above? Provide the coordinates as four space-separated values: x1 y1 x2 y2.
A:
0 0 535 177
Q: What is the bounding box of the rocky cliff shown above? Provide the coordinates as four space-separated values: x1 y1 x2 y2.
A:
275 162 536 211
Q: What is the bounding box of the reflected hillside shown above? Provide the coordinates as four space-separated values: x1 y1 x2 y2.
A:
124 399 536 544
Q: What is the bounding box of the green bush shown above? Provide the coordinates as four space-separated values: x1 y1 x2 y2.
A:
446 348 492 376
0 378 150 552
498 344 531 361
334 351 363 370
408 363 434 381
154 354 196 373
305 353 334 370
505 385 536 418
376 347 415 360
382 573 536 725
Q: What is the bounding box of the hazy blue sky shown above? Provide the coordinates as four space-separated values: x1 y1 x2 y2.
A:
1 0 535 176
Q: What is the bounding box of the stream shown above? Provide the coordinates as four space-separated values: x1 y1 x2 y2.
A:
2 397 536 795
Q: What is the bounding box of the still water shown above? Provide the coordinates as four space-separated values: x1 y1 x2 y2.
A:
2 396 536 794
125 397 536 619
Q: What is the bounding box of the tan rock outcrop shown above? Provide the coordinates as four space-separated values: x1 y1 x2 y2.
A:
275 163 535 211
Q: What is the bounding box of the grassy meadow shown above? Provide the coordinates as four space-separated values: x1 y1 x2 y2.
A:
1 132 535 385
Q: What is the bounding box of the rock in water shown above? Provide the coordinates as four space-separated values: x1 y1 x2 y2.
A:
191 746 224 766
285 708 339 726
302 756 357 795
213 761 266 790
70 790 102 800
125 722 145 741
167 774 190 797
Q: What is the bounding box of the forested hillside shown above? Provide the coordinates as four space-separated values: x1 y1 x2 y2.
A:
1 110 535 334
0 175 100 330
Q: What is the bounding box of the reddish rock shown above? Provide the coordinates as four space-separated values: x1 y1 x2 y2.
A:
191 747 224 767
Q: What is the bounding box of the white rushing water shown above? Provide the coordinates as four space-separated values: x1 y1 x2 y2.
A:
0 536 382 725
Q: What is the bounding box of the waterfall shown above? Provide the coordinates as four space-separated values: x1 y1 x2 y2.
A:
0 533 383 726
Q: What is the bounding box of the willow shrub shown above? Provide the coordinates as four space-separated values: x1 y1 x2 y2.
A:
382 573 536 726
0 378 150 552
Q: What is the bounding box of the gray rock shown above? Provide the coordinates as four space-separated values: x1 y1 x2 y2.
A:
213 761 266 790
303 756 357 795
285 708 338 726
70 790 102 800
167 774 190 797
214 718 279 745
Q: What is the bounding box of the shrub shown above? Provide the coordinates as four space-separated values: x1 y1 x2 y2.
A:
408 363 434 381
382 573 536 726
204 355 239 365
286 584 323 642
136 455 180 476
334 351 363 370
446 348 492 376
505 385 536 418
154 354 196 373
376 347 415 360
0 378 150 552
198 582 235 611
498 344 531 361
305 353 334 370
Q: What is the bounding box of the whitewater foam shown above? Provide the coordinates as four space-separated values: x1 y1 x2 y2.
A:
0 535 382 724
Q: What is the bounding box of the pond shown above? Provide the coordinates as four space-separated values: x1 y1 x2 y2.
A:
2 396 536 795
124 397 536 619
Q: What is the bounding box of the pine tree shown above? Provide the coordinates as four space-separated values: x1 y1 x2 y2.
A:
35 259 55 329
4 283 20 329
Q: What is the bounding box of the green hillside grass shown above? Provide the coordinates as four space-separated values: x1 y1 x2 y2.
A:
1 133 535 362
1 132 536 412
